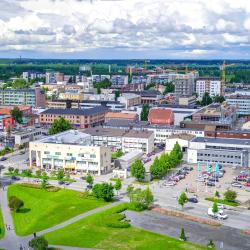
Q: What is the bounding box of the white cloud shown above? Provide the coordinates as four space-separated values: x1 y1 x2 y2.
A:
0 0 250 58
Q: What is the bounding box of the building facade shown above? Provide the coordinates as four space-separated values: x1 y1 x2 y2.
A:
196 77 221 100
117 93 141 109
226 94 250 116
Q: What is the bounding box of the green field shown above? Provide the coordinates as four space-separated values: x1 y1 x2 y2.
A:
44 204 206 250
8 184 108 236
0 206 5 239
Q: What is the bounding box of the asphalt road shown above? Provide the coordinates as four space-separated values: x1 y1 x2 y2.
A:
125 210 250 250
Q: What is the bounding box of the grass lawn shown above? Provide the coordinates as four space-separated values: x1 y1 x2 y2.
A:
0 206 5 239
205 197 240 207
8 184 108 236
44 204 206 250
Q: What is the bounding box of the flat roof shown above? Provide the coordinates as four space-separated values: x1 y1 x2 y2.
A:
83 127 127 137
118 150 143 162
124 130 153 139
41 106 108 116
192 137 250 145
37 130 91 145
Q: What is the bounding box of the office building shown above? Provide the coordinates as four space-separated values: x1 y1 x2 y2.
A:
92 75 110 83
226 94 250 116
117 93 141 109
174 76 195 96
0 88 46 107
196 77 221 100
29 130 111 175
111 75 128 87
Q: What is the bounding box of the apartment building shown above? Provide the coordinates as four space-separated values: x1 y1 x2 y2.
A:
174 77 195 96
226 94 250 116
196 77 221 100
111 75 128 87
92 75 110 83
84 127 154 154
29 130 111 175
117 93 141 109
39 106 108 128
131 76 149 85
0 88 46 107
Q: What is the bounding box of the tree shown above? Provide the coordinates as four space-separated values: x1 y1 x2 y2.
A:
129 187 154 210
14 168 19 175
114 178 122 195
11 107 23 123
57 168 65 180
201 92 213 106
212 202 218 214
131 159 145 181
127 184 134 202
92 183 114 201
172 142 183 161
164 82 175 94
22 169 32 177
140 104 150 121
224 190 237 202
48 117 73 135
178 192 188 209
213 95 225 103
115 90 120 101
8 167 14 173
9 196 24 212
50 170 55 177
29 236 48 250
41 175 49 190
36 170 42 178
207 240 216 249
150 156 165 179
215 190 220 198
179 228 187 241
86 174 94 185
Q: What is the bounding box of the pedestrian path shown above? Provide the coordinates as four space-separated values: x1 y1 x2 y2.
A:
0 186 121 250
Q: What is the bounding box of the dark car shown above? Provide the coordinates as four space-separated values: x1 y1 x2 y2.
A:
207 182 215 186
86 184 93 189
188 197 198 203
80 176 86 180
64 181 70 185
208 177 219 182
19 151 25 155
11 176 20 181
58 180 65 185
0 157 7 161
183 166 194 171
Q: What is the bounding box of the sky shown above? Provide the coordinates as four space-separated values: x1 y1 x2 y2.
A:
1 0 250 59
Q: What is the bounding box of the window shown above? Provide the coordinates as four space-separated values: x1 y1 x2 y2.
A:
55 152 61 156
90 154 96 158
67 153 73 156
44 151 50 154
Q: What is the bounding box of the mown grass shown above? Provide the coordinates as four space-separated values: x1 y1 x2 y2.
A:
44 203 206 250
8 184 108 236
205 197 240 207
0 206 5 239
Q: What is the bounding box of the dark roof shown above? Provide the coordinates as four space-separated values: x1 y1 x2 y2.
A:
49 99 120 105
0 88 35 92
41 106 108 116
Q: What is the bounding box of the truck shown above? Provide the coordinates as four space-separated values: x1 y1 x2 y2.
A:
207 208 228 220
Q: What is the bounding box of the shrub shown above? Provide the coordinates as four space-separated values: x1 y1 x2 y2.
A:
92 183 114 202
207 239 216 249
29 236 48 250
35 170 42 178
9 196 24 212
224 190 237 202
105 213 130 228
179 228 187 241
8 167 14 173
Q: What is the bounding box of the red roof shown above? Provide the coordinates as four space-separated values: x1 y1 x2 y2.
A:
148 108 174 125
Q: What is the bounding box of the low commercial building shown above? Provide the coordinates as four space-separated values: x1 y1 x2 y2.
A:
59 91 84 101
165 134 195 153
187 137 250 167
0 88 46 107
39 106 108 128
114 150 143 169
105 112 138 123
117 93 141 109
13 127 43 146
178 96 196 106
29 130 111 175
148 108 174 125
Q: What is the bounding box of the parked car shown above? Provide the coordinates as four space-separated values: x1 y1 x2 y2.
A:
176 174 185 180
19 151 25 155
231 182 243 188
208 177 219 182
188 197 198 203
0 157 7 161
86 184 93 189
164 181 176 187
207 182 215 186
238 174 248 179
244 182 250 187
11 176 20 181
58 180 65 185
183 166 194 171
80 176 86 180
217 204 226 210
64 181 70 185
235 177 247 182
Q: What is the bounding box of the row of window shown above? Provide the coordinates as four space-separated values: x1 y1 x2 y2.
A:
44 151 96 158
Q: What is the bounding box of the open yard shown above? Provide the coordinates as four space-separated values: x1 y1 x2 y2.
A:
8 184 108 236
0 206 4 239
44 204 206 250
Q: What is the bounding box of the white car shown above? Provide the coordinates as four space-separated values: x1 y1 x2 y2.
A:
231 182 242 188
217 204 226 210
164 181 176 187
207 208 228 220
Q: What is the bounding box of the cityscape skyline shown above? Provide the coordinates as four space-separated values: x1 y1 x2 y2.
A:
1 0 250 59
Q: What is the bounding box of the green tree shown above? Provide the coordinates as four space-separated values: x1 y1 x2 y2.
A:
50 170 55 177
129 187 154 210
127 184 134 202
14 168 19 175
172 142 183 161
114 178 122 195
10 107 23 123
36 170 42 178
224 190 237 202
41 175 49 190
8 166 14 173
212 202 218 214
207 240 216 249
29 236 48 250
48 117 73 135
131 159 145 181
86 174 94 185
213 95 225 103
115 90 120 101
140 104 150 121
178 192 188 209
201 92 213 106
6 124 11 137
215 190 220 198
9 196 24 212
179 228 187 241
92 183 114 202
150 156 164 179
57 168 65 180
22 169 32 177
164 82 175 94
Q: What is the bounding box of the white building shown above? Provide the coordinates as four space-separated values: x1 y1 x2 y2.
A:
196 77 221 100
111 75 128 87
117 93 141 109
76 77 94 92
226 94 250 116
29 130 111 175
92 75 110 83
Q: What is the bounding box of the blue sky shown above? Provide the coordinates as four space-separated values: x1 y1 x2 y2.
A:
1 0 250 59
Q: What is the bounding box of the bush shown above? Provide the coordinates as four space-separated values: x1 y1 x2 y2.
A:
207 239 215 249
224 190 237 202
9 196 24 212
105 213 130 228
92 183 114 201
29 236 48 250
179 228 187 241
8 167 14 173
